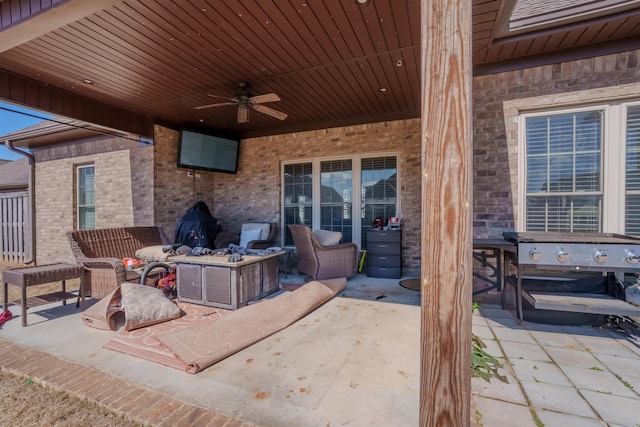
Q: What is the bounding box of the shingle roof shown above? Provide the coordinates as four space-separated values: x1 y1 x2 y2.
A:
510 0 639 30
0 157 29 189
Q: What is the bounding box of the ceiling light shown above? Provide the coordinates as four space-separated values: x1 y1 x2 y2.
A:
379 88 387 93
82 79 93 85
356 0 370 6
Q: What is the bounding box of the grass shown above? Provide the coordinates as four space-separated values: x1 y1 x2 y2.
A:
0 368 143 427
1 262 143 427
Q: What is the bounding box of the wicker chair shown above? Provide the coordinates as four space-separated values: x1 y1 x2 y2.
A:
215 222 277 249
67 226 171 299
288 224 359 280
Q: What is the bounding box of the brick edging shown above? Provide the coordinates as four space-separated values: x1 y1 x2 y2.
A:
0 338 256 427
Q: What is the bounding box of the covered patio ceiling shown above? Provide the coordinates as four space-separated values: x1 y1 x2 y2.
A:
1 0 639 142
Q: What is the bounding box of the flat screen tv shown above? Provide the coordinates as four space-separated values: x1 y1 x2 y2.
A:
177 128 240 174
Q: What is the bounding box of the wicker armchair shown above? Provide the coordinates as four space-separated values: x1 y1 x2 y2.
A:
67 226 171 298
215 222 277 249
288 224 359 280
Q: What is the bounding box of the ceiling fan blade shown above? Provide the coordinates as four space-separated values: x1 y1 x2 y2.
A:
194 101 237 110
238 105 249 123
249 93 280 104
251 103 288 120
207 94 240 102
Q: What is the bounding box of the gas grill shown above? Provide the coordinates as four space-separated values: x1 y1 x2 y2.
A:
502 232 640 322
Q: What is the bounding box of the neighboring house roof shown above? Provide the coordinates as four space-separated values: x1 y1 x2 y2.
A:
0 157 29 190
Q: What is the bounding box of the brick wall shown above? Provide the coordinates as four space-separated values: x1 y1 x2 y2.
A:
34 135 154 264
472 49 640 238
152 119 423 274
152 125 216 242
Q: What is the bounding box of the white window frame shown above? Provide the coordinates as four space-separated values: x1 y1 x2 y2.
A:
281 151 401 248
517 100 640 235
77 164 95 230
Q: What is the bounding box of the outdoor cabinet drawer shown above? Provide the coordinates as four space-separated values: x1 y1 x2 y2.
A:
367 231 401 243
367 242 400 255
177 263 203 302
367 266 402 279
203 266 232 306
367 254 401 268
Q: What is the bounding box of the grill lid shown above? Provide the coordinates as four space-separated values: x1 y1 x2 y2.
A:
502 231 640 245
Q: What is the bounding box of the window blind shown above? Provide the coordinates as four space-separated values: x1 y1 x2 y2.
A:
525 111 602 232
626 105 640 236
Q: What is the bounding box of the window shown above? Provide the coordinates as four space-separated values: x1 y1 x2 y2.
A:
77 165 95 230
521 102 640 235
283 154 399 248
626 105 640 235
524 110 602 232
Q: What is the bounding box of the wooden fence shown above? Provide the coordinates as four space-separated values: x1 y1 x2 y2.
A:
0 190 29 263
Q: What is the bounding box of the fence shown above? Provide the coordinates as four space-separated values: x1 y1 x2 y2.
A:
0 190 29 263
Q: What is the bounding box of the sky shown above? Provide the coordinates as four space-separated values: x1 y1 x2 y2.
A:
0 102 51 160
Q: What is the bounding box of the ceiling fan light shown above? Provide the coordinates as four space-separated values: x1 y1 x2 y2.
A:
238 105 249 123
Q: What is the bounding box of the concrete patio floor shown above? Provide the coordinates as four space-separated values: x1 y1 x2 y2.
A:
1 273 640 426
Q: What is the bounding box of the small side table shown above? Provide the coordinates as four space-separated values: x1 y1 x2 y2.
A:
2 263 85 327
279 248 296 277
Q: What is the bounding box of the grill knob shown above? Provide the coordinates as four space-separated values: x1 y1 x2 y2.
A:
625 250 640 264
593 250 608 263
529 248 541 261
556 250 569 262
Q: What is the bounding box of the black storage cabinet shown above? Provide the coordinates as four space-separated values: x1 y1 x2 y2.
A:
367 230 402 278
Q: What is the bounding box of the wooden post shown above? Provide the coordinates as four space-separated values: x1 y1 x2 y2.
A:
420 0 473 425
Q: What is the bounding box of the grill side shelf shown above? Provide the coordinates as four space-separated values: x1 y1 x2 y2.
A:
523 291 640 317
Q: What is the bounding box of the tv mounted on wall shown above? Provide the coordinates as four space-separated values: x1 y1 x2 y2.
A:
177 128 240 174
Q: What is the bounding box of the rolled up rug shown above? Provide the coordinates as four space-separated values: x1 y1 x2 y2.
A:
158 278 347 373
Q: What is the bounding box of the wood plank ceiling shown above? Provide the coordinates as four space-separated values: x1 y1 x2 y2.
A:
0 0 639 140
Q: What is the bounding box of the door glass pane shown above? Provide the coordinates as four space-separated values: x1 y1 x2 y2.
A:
361 157 397 249
320 159 353 242
283 163 312 246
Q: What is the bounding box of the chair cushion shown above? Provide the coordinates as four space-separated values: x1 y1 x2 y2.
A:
120 282 181 331
313 229 342 246
241 223 271 240
135 245 191 262
239 223 271 247
239 227 263 248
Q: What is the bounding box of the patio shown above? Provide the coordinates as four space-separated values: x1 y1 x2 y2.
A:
1 272 639 426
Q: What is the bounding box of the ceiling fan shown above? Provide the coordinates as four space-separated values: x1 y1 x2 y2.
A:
194 81 288 124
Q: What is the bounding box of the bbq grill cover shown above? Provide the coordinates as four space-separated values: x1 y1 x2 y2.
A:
174 201 222 249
